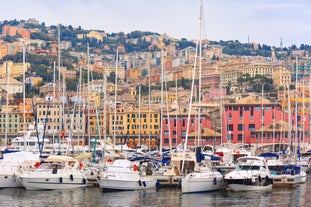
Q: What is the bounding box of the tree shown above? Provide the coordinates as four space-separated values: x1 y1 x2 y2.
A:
108 71 117 83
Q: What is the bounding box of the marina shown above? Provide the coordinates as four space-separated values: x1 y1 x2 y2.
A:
0 174 310 207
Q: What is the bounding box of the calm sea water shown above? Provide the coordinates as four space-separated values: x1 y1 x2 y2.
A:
0 177 310 207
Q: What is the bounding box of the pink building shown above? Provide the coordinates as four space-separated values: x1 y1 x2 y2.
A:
223 95 311 145
161 112 220 147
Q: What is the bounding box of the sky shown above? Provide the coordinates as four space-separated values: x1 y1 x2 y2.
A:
1 0 311 47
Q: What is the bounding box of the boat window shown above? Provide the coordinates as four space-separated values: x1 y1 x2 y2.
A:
238 165 260 170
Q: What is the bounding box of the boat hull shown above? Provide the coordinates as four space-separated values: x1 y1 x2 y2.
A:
98 178 156 191
182 172 223 193
0 174 22 188
272 173 307 187
21 176 87 190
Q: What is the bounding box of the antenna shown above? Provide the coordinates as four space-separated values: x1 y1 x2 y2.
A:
280 36 283 50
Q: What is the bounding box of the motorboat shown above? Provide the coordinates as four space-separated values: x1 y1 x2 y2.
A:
20 155 87 190
98 159 157 191
272 164 307 187
0 151 40 188
224 156 273 191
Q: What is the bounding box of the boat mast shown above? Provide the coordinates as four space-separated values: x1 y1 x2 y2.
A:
53 61 56 153
22 44 26 151
138 85 141 147
4 63 9 148
182 0 201 172
148 60 151 152
113 47 119 149
57 24 62 154
295 56 300 162
160 49 164 154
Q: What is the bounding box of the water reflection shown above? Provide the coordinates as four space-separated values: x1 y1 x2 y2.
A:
0 177 309 207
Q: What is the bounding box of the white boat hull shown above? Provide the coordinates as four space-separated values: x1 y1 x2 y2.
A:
98 177 156 191
21 176 87 190
182 172 223 193
0 174 22 188
273 173 307 187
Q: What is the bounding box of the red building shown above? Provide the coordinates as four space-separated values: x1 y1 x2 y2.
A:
161 112 220 147
222 95 284 144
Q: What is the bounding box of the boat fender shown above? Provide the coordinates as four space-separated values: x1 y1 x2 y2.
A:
143 181 146 187
217 168 223 175
138 180 142 186
83 178 87 185
251 177 256 183
156 181 160 187
133 164 138 171
258 176 262 183
213 177 217 185
34 162 40 168
52 168 58 174
265 176 270 185
70 174 74 181
59 177 63 183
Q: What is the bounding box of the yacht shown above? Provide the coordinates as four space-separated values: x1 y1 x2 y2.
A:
224 156 273 191
20 155 87 190
0 151 40 188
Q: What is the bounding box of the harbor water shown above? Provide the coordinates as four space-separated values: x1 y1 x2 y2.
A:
0 177 310 207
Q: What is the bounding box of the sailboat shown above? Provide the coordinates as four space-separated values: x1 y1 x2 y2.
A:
271 58 307 187
181 0 223 193
0 45 41 188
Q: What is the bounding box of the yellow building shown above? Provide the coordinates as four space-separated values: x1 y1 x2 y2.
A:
0 60 30 78
107 104 161 148
242 63 273 77
272 66 291 88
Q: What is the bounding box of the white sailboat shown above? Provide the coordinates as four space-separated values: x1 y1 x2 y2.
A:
181 0 223 193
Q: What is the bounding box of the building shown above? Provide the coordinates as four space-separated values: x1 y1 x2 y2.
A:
161 110 216 147
107 104 160 149
0 77 23 94
223 95 284 144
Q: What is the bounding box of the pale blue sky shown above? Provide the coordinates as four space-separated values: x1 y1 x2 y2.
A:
2 0 311 47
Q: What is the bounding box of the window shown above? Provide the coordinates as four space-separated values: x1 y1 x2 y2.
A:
238 134 243 141
228 124 233 131
255 106 260 111
238 124 244 131
164 130 169 135
249 124 255 130
233 106 238 111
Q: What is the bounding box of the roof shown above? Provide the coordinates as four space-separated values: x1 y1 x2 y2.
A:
44 155 76 163
235 95 271 105
253 120 302 133
0 77 23 85
188 128 221 137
